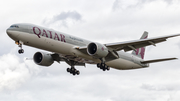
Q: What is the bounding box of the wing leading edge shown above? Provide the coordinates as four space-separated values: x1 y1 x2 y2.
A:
105 33 180 52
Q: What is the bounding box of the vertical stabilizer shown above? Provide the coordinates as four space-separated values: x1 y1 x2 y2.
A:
132 31 148 59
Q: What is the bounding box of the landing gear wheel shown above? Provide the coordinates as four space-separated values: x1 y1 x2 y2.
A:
18 49 24 54
70 68 75 73
67 68 70 72
76 70 80 75
106 66 110 71
73 72 76 75
21 49 24 53
97 63 100 68
18 50 21 54
101 63 105 67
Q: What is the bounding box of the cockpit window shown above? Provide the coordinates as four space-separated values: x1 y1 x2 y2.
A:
10 25 19 28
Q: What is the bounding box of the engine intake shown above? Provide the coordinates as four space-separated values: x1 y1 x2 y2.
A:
87 42 109 58
33 52 54 66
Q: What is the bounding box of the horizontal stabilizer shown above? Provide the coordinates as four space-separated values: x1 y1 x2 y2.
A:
141 58 177 64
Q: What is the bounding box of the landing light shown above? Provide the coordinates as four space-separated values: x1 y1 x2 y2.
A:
15 41 19 45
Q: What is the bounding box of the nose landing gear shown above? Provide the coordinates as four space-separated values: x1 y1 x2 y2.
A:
16 41 24 54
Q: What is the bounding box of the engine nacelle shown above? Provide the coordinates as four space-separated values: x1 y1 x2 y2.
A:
87 42 109 58
33 52 54 66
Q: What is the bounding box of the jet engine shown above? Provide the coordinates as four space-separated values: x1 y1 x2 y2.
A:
87 42 109 58
33 52 54 66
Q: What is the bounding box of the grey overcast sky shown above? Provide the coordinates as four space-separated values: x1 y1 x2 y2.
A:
1 0 180 101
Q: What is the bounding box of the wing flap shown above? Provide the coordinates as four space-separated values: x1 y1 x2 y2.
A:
141 57 177 64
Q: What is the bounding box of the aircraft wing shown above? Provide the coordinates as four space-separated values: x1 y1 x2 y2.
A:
105 34 180 52
141 57 177 64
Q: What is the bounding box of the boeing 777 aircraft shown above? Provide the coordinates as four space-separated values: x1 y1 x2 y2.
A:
6 23 180 75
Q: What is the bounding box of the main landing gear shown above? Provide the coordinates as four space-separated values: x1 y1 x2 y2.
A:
67 67 80 75
66 60 80 76
97 63 110 71
16 41 24 54
97 58 110 71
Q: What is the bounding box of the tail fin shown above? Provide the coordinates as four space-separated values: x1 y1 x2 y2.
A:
132 31 148 59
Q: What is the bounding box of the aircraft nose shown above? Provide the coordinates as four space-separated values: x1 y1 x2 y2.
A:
6 28 19 40
6 28 11 35
6 28 14 36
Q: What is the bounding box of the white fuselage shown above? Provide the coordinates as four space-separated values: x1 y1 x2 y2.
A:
6 23 149 70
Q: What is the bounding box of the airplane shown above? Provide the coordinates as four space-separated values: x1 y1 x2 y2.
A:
6 23 180 75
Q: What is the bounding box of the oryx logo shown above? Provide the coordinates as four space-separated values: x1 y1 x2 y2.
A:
102 47 104 51
135 34 147 59
135 47 145 59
